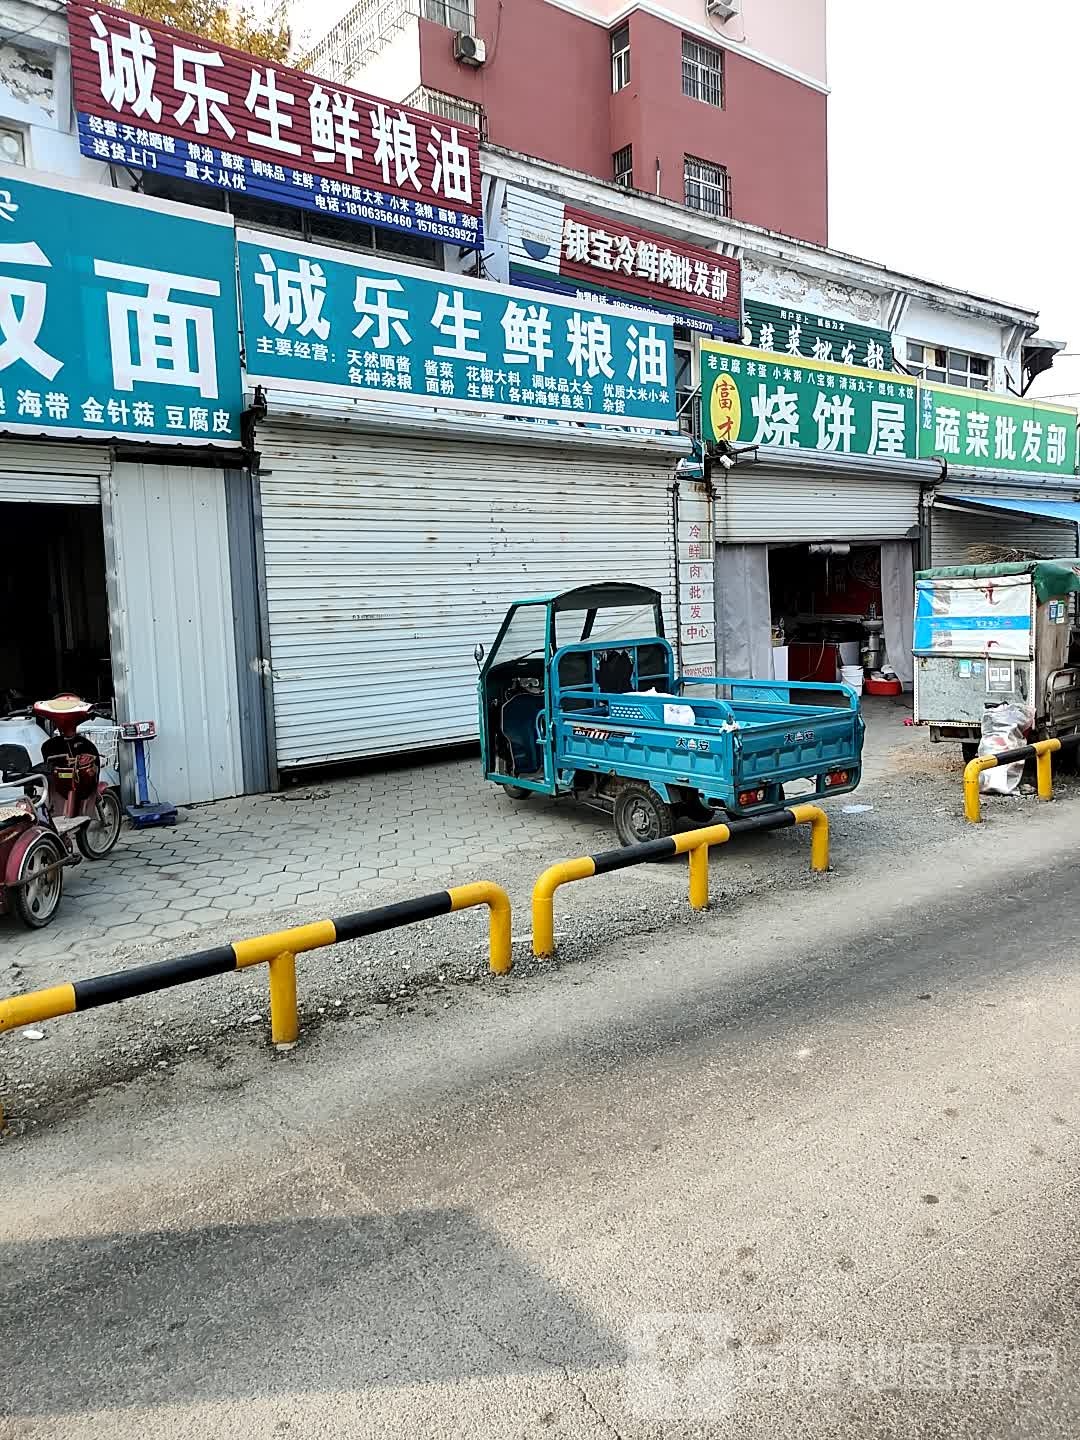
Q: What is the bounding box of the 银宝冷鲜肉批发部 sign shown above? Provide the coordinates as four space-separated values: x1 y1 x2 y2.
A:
68 0 483 249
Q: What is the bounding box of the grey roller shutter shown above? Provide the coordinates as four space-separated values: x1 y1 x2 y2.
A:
715 450 937 543
257 423 679 768
930 502 1079 566
0 440 109 504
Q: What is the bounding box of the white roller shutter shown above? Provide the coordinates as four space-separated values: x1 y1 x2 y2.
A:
714 450 939 544
258 425 679 768
930 502 1078 566
0 440 109 504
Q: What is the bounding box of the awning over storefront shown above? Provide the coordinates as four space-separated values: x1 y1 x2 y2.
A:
937 494 1080 524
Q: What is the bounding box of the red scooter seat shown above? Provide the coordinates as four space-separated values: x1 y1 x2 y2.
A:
33 694 93 737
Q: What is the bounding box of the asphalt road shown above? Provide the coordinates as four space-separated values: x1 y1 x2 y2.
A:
2 805 1079 1439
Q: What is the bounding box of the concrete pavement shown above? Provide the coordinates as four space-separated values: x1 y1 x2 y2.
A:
2 797 1078 1437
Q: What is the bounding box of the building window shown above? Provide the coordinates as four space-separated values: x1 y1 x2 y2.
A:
906 342 992 390
0 125 26 165
673 338 697 436
682 36 723 106
613 144 633 189
403 85 483 129
684 155 730 217
421 0 474 33
611 24 630 92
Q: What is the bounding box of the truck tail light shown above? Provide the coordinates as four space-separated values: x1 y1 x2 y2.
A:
737 787 766 805
824 770 850 788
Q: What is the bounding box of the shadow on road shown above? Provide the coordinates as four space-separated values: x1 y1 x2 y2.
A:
1 1206 618 1417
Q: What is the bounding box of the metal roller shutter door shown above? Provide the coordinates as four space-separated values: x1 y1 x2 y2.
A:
258 428 678 768
717 469 920 542
930 504 1078 566
0 440 109 504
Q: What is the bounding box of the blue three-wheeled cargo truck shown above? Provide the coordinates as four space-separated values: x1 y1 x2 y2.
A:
478 582 865 846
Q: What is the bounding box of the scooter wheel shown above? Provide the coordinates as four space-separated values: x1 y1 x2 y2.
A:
12 832 65 928
77 788 123 859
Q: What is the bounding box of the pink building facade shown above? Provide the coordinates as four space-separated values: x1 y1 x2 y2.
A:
315 0 829 248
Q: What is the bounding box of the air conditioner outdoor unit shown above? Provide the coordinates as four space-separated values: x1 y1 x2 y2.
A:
706 0 740 19
453 31 487 66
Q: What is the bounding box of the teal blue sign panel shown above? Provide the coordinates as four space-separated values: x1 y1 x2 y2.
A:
0 167 242 444
238 230 677 430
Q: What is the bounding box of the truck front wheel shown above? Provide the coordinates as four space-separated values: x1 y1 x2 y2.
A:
613 781 674 847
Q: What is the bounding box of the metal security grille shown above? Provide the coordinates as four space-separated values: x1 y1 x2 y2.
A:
612 144 633 188
682 36 723 106
684 155 730 218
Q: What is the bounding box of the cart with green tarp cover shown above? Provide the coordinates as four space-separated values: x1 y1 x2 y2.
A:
913 559 1080 758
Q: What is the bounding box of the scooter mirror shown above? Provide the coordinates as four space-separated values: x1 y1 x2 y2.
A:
473 642 485 670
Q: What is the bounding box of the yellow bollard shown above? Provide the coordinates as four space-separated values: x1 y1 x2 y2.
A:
267 951 299 1046
963 754 997 824
673 822 732 910
1034 738 1060 802
687 842 711 910
448 880 514 975
787 803 830 872
531 857 595 958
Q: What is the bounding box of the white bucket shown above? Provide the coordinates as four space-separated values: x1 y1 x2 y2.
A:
840 664 864 695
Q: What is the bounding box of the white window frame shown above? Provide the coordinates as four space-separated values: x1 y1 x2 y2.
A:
422 0 475 33
612 144 633 189
611 24 630 93
684 154 729 218
682 35 722 107
906 341 992 391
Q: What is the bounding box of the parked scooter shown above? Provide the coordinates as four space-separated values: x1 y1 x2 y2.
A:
0 761 73 928
33 695 123 860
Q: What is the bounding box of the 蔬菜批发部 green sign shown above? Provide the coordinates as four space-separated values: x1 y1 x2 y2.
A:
701 340 918 457
918 383 1077 476
0 167 242 443
743 299 893 371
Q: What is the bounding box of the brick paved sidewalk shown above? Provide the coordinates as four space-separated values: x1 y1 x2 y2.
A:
0 698 922 990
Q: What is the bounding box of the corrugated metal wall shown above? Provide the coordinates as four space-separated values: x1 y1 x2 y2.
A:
716 466 920 543
108 462 244 805
930 504 1078 566
258 427 678 768
0 440 109 504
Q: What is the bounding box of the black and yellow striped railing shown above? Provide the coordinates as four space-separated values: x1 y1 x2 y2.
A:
0 882 512 1047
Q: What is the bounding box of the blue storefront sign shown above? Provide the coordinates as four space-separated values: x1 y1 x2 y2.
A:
0 166 242 444
239 231 678 429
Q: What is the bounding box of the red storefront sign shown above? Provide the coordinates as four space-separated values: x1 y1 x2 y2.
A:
68 1 483 247
559 206 741 333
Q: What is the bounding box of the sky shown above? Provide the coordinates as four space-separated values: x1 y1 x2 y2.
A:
827 0 1080 404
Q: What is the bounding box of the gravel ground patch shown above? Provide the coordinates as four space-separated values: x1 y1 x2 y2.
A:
2 721 1073 1131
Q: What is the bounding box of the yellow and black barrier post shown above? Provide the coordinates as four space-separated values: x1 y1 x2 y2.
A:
0 882 512 1049
531 803 829 958
962 738 1065 824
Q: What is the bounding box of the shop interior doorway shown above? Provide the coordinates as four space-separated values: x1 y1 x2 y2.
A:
0 503 112 713
766 541 915 692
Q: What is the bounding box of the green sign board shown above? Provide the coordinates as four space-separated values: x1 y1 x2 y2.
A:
918 382 1077 476
0 166 243 444
702 340 918 457
239 231 678 429
743 299 893 371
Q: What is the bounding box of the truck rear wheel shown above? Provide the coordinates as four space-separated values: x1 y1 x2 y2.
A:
613 781 674 847
961 743 980 764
